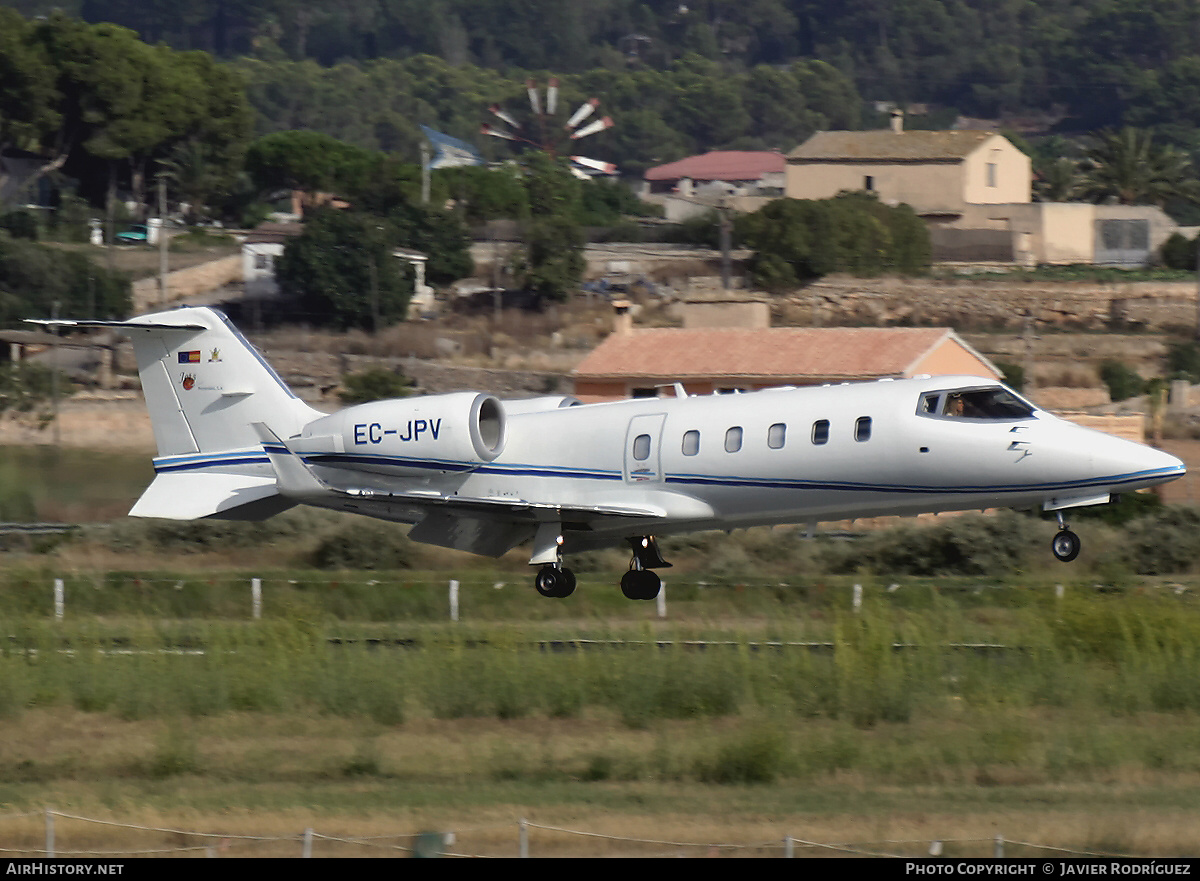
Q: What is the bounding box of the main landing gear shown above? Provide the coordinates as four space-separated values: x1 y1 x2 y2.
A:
620 536 671 601
535 565 576 598
528 532 672 600
1050 511 1081 563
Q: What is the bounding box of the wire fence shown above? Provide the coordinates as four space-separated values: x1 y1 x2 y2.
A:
0 810 1150 858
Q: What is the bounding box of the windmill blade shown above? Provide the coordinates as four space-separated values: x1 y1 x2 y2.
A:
488 104 520 131
526 79 541 116
546 77 559 116
481 123 517 141
570 116 613 141
570 155 617 175
566 98 600 130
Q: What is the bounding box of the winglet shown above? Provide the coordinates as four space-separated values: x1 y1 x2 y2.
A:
252 422 328 497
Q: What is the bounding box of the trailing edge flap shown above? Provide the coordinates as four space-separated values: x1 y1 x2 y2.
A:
341 487 671 521
408 513 534 558
130 472 281 520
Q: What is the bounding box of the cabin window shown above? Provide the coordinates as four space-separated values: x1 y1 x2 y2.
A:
725 426 743 453
855 417 872 442
682 430 700 456
631 387 659 399
811 420 829 445
632 434 651 461
767 423 786 449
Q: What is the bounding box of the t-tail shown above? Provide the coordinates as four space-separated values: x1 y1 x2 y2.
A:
28 306 321 521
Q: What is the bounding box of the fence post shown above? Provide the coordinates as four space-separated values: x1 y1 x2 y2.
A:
994 835 1004 857
302 827 313 858
45 808 54 858
853 583 862 612
251 578 262 620
54 579 64 621
519 818 528 858
449 580 459 622
784 835 793 858
656 581 666 618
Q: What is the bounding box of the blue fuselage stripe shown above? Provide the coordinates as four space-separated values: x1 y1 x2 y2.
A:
152 450 1182 497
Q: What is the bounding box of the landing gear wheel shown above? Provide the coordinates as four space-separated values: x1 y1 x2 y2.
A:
535 567 576 598
1051 529 1081 563
620 569 661 600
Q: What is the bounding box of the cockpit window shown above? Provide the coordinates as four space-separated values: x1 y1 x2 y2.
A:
918 387 1035 421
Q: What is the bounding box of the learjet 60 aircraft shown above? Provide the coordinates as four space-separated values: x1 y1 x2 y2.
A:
31 306 1186 600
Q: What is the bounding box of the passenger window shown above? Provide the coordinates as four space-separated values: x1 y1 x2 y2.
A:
632 434 651 461
855 417 872 442
682 430 700 456
811 420 829 445
768 423 786 449
725 426 743 453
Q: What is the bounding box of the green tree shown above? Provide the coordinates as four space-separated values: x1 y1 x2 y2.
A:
274 207 413 330
244 130 375 207
515 155 585 301
735 194 929 290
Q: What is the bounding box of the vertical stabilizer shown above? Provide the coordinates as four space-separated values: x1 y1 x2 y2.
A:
29 306 321 457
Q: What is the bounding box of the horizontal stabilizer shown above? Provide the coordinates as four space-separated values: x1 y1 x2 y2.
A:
130 473 285 520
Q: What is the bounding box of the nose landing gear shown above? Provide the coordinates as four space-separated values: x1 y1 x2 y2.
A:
1050 511 1081 563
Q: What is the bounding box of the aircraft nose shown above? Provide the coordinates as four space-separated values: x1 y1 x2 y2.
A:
1091 436 1186 490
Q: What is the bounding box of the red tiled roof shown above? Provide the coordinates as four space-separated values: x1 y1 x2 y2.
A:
573 326 968 380
644 151 785 182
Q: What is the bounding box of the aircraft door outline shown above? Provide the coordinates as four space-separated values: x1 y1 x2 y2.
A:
624 413 667 484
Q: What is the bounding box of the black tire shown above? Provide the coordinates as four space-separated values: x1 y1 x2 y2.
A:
620 570 660 600
535 567 576 598
557 568 577 598
1051 529 1081 563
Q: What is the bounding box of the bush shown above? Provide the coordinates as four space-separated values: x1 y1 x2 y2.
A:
823 510 1039 577
0 210 38 241
338 367 411 404
1160 231 1197 270
311 521 416 570
1099 360 1145 402
1120 506 1200 574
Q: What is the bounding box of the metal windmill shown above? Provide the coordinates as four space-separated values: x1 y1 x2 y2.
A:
481 78 616 179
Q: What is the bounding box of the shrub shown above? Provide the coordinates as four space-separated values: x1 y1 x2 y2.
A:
1099 360 1145 402
338 367 412 404
310 521 416 570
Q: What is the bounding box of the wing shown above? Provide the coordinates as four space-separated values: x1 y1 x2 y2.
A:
252 424 669 557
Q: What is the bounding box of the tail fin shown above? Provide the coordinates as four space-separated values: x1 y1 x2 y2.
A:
29 306 322 521
31 306 320 456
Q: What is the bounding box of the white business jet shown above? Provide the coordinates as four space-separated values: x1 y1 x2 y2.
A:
31 306 1185 600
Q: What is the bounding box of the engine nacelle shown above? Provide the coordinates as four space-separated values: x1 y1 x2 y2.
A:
500 395 581 415
297 391 506 471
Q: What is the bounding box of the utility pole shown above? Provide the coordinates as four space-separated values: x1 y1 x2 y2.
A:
420 142 431 205
157 173 169 307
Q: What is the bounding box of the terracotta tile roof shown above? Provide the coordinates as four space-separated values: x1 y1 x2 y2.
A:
787 130 999 162
573 327 964 380
645 151 785 182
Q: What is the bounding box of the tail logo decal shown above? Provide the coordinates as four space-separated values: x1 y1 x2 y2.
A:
209 348 221 362
181 373 196 391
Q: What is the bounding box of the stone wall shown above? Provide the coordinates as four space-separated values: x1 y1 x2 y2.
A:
130 256 242 313
0 392 155 452
779 277 1198 333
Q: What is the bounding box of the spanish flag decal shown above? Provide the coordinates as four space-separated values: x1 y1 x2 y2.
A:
178 350 201 364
